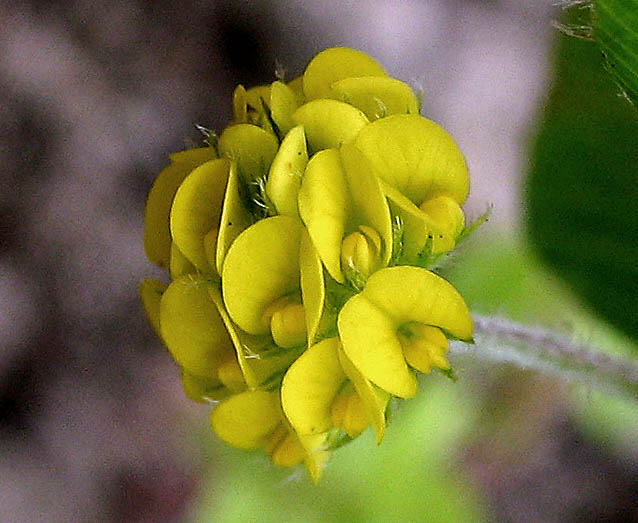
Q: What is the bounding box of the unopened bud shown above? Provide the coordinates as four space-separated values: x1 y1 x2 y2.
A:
270 302 307 348
341 225 383 280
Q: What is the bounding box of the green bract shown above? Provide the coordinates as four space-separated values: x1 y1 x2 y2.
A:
141 46 474 483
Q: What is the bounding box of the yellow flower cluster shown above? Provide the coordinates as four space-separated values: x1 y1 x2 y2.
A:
141 47 473 483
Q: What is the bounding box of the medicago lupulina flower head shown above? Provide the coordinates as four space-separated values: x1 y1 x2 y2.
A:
141 46 476 483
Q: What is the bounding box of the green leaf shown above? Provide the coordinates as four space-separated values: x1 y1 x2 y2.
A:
594 0 638 104
526 16 638 344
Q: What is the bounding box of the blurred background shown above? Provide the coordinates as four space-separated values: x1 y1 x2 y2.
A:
1 0 637 521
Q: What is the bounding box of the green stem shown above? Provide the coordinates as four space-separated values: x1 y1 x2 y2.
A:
449 314 638 400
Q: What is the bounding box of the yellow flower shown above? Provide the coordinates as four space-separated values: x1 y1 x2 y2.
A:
337 266 472 398
141 46 477 483
211 389 328 483
143 147 216 270
140 275 245 401
297 143 392 285
354 114 469 259
281 338 389 444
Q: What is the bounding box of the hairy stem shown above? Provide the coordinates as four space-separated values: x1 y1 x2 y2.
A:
449 314 638 400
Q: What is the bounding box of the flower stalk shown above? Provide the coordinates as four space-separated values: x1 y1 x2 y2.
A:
450 314 638 400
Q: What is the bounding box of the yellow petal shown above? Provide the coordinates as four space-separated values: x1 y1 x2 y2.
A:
330 387 349 428
419 195 465 254
363 266 473 341
217 353 247 393
292 99 369 153
263 424 288 455
337 343 389 444
218 123 279 181
299 228 325 347
340 143 393 267
222 216 303 334
169 242 196 280
232 84 248 123
281 338 347 435
169 158 230 272
244 85 273 130
208 285 303 389
270 431 306 467
338 293 417 398
297 148 349 282
298 432 331 485
342 389 370 438
159 275 233 378
354 114 469 205
265 125 308 217
144 147 216 268
215 161 253 274
211 390 281 449
140 279 166 339
286 75 306 106
400 324 450 373
270 303 307 348
270 81 299 136
302 47 386 101
330 76 419 120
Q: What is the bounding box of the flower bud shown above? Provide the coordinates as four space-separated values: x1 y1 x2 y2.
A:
262 296 307 348
270 302 307 349
341 225 383 281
